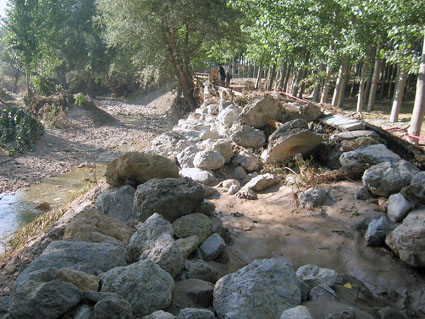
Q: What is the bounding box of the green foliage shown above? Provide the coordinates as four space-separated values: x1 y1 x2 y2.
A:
31 74 56 96
0 106 44 155
74 93 86 107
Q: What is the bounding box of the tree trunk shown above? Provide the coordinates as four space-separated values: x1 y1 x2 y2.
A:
408 31 425 144
332 62 348 106
388 64 397 99
357 62 368 113
278 60 287 90
283 64 292 92
379 60 388 99
255 64 263 89
367 43 382 111
25 70 31 97
291 68 302 96
390 67 407 123
320 66 332 103
268 64 277 91
337 64 349 108
312 84 320 102
13 74 19 93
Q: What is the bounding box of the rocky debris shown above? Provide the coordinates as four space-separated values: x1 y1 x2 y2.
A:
133 177 205 222
321 114 364 131
198 200 216 216
56 267 99 292
355 185 374 200
73 304 93 319
10 279 82 319
177 146 200 168
173 279 214 309
63 208 134 245
173 213 213 243
176 235 200 259
340 144 401 167
205 139 233 163
139 233 184 278
280 305 313 319
178 259 219 283
93 294 133 319
387 193 412 223
264 119 322 164
325 308 356 319
240 96 280 129
386 209 425 267
142 310 176 319
401 171 425 204
331 130 380 152
150 131 189 158
100 259 175 317
231 124 266 149
309 284 337 300
95 185 136 223
177 308 215 319
199 127 219 141
296 264 342 289
213 258 301 319
232 149 261 172
280 101 323 123
105 152 180 187
362 160 420 196
180 168 218 186
235 187 258 200
200 233 226 261
364 215 393 246
298 186 334 209
222 179 241 194
217 104 240 128
194 150 225 170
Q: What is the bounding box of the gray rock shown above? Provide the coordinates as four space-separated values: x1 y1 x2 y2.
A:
84 291 125 303
364 215 393 246
177 308 215 319
179 259 219 283
150 131 188 158
0 296 9 319
176 235 200 259
325 308 356 319
265 119 322 164
194 150 225 170
199 128 219 141
298 279 310 302
95 185 136 223
180 168 217 186
296 264 342 288
73 304 94 319
133 178 205 222
173 213 213 243
205 139 234 164
15 240 128 291
218 105 240 128
173 279 214 308
309 284 336 300
402 171 425 204
198 200 216 216
387 193 412 223
10 279 81 319
355 186 374 200
298 186 334 209
339 144 401 167
129 213 174 258
321 114 364 131
243 173 280 191
142 310 176 319
213 258 301 319
385 209 425 267
94 295 133 319
139 233 184 278
101 259 175 317
240 96 280 129
377 306 408 319
105 152 180 187
233 166 247 180
231 124 266 149
362 160 419 196
280 101 323 123
232 149 261 172
177 146 200 168
280 305 313 319
200 233 226 261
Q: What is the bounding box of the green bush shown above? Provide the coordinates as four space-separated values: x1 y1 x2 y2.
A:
74 93 86 107
0 106 44 155
32 75 56 96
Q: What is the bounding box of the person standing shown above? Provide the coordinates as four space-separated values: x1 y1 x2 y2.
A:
218 64 226 84
225 64 233 88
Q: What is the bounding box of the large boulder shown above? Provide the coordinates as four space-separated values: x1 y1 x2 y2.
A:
280 102 323 123
95 185 136 223
63 209 134 245
339 144 400 167
193 150 225 170
364 215 393 247
10 279 81 319
105 152 179 187
231 124 266 149
179 259 219 283
56 268 100 292
385 209 425 267
402 171 425 204
218 104 240 128
265 119 321 164
133 178 205 222
101 259 175 317
213 258 301 319
173 213 213 243
240 96 280 129
362 160 420 196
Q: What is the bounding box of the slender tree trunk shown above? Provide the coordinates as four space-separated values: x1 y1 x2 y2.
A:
25 70 30 97
312 82 320 102
388 64 397 99
284 64 292 92
13 74 19 93
291 68 302 96
320 66 332 103
367 43 382 111
332 62 348 106
357 62 368 113
268 64 277 91
255 64 263 89
278 60 287 90
337 64 349 108
379 60 387 99
408 31 425 143
390 67 407 123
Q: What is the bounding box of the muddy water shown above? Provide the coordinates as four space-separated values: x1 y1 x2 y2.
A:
0 164 106 253
211 181 425 315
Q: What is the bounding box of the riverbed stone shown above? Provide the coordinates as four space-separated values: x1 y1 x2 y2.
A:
243 173 280 191
339 144 401 167
205 139 234 164
180 168 217 186
298 186 334 209
173 213 213 243
296 264 342 289
10 279 81 319
105 152 180 187
240 96 280 129
309 284 337 300
213 258 301 319
265 119 322 164
177 308 215 319
173 279 214 309
177 146 200 168
280 305 313 319
193 150 225 170
101 259 175 317
402 171 425 204
93 295 133 319
385 209 425 267
176 235 200 259
387 193 412 223
56 268 99 292
200 233 226 261
73 304 94 319
95 185 136 223
231 124 266 149
232 149 261 172
364 215 393 246
143 310 176 319
63 208 134 245
133 177 205 222
179 259 219 283
150 131 189 158
218 104 240 128
362 160 420 197
199 127 219 141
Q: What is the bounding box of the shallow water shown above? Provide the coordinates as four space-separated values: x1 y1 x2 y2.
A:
0 164 106 253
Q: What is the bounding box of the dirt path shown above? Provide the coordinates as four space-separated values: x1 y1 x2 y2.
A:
0 89 177 193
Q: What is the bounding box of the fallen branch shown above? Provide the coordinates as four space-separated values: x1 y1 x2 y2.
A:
306 163 370 185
